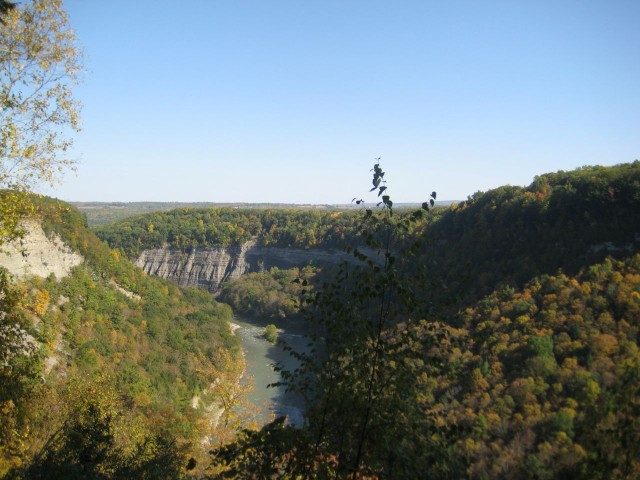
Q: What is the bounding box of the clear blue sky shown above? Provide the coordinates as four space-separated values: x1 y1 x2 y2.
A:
49 0 639 203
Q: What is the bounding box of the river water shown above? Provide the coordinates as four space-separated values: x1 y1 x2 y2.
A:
233 317 308 426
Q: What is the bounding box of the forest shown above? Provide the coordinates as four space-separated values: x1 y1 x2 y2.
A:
204 161 640 479
1 161 639 479
73 202 346 228
94 207 367 257
2 0 639 478
0 197 242 478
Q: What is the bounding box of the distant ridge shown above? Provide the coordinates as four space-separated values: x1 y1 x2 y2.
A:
71 200 458 227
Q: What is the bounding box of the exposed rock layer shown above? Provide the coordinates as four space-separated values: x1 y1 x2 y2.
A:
135 241 359 292
0 222 83 279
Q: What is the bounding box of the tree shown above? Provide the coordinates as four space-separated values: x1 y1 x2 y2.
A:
0 2 15 19
263 163 450 478
0 0 82 245
263 324 277 343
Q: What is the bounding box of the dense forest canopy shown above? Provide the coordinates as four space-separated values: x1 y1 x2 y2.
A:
219 266 319 320
409 161 640 318
94 208 366 258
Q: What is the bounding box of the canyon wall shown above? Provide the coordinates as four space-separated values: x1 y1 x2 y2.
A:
135 240 360 292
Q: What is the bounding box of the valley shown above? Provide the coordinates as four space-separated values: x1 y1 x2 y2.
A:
1 161 640 478
3 1 637 477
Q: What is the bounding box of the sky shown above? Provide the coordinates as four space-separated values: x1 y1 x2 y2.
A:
45 0 640 204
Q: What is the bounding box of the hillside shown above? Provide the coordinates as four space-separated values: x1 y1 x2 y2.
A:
206 162 640 479
0 198 241 478
8 162 640 478
409 161 640 319
435 253 640 479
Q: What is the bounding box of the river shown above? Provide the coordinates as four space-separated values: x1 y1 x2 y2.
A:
233 317 308 426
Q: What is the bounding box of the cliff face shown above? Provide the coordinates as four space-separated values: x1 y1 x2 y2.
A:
0 221 83 279
135 241 357 292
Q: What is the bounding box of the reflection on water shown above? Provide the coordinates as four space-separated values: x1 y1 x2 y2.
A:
233 317 308 426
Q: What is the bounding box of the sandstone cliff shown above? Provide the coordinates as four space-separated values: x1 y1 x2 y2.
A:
135 240 359 292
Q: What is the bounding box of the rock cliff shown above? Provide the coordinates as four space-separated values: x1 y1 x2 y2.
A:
135 240 359 292
0 221 83 279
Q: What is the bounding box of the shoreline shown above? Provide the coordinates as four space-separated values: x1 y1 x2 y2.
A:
195 319 246 446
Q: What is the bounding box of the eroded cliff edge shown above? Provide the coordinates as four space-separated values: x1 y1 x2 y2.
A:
0 221 83 279
135 240 358 292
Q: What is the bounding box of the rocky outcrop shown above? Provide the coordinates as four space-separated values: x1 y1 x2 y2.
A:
0 221 83 279
135 240 361 292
